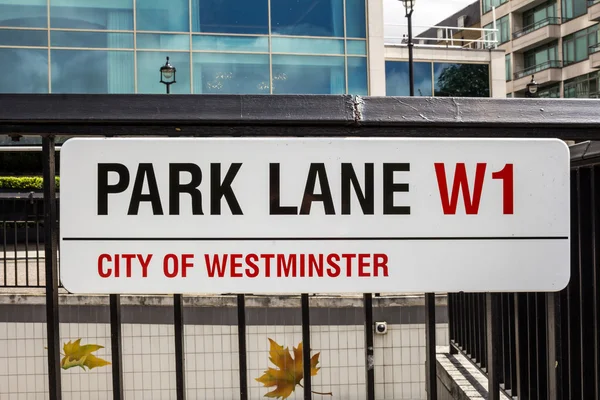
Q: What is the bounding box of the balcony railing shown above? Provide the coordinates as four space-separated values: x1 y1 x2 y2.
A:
513 59 562 79
590 43 600 54
589 0 600 6
512 17 561 39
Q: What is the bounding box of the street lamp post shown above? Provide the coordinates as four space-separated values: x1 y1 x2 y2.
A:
526 75 538 98
160 57 176 94
401 0 415 96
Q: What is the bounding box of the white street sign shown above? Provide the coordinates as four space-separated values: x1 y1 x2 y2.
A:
59 137 570 294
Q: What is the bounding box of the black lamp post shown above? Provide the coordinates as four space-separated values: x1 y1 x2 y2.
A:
160 56 176 94
401 0 415 96
526 75 538 98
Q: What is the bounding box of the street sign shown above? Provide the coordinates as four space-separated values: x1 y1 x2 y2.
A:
59 137 570 294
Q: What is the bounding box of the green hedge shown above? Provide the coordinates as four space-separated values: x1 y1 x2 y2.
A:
0 176 60 190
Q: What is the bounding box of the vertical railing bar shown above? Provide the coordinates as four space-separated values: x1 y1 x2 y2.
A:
425 292 438 400
480 294 486 368
301 293 312 400
237 294 248 400
514 293 523 398
473 293 479 363
466 293 472 358
536 293 548 400
577 167 595 399
25 197 29 287
527 293 536 398
500 294 507 387
486 293 500 400
110 294 124 400
448 294 458 355
13 198 17 286
43 136 62 400
509 294 517 395
568 169 582 400
174 294 186 400
2 199 7 286
363 293 375 400
482 294 488 371
546 292 560 400
35 198 41 287
592 166 600 400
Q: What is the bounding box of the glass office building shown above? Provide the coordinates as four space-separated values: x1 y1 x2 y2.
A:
0 0 368 95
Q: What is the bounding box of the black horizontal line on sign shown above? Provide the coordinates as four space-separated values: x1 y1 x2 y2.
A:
61 236 569 241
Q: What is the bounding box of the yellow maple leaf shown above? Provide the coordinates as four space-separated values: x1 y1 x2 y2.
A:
256 338 331 399
60 339 111 371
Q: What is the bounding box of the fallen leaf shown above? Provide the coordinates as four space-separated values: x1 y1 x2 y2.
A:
60 339 111 371
256 338 329 399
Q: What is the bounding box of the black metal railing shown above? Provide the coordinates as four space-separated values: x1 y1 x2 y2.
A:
590 43 600 55
0 192 58 287
514 60 563 80
449 144 600 400
513 17 561 39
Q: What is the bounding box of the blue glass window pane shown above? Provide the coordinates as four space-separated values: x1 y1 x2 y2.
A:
433 62 490 97
192 0 268 34
137 0 188 32
192 35 269 52
346 0 366 38
51 31 133 48
271 0 344 37
385 60 432 96
50 0 133 30
137 51 190 94
272 37 344 54
347 56 367 95
51 50 134 93
192 53 269 94
0 29 47 46
272 55 345 94
0 0 47 28
0 48 47 93
137 34 189 50
346 40 366 55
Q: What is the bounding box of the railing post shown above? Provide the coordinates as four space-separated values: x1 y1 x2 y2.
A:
237 294 248 400
425 293 438 399
43 135 62 400
174 294 186 400
363 294 375 400
110 294 124 400
301 294 312 400
546 292 561 400
486 293 501 400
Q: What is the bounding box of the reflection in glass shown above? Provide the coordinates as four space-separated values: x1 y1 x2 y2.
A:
0 29 47 46
192 53 270 94
271 0 344 37
192 35 269 52
137 33 190 50
51 50 134 93
272 55 345 94
50 0 133 30
51 31 133 48
347 56 368 95
272 37 344 54
0 0 47 28
0 48 48 93
137 51 190 93
192 0 268 34
385 61 432 96
434 63 489 97
345 0 366 38
137 0 188 32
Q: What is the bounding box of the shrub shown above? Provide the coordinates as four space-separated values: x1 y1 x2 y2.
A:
0 176 60 190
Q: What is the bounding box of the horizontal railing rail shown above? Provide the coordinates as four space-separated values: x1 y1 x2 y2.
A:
513 17 561 39
589 43 600 54
514 59 562 79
